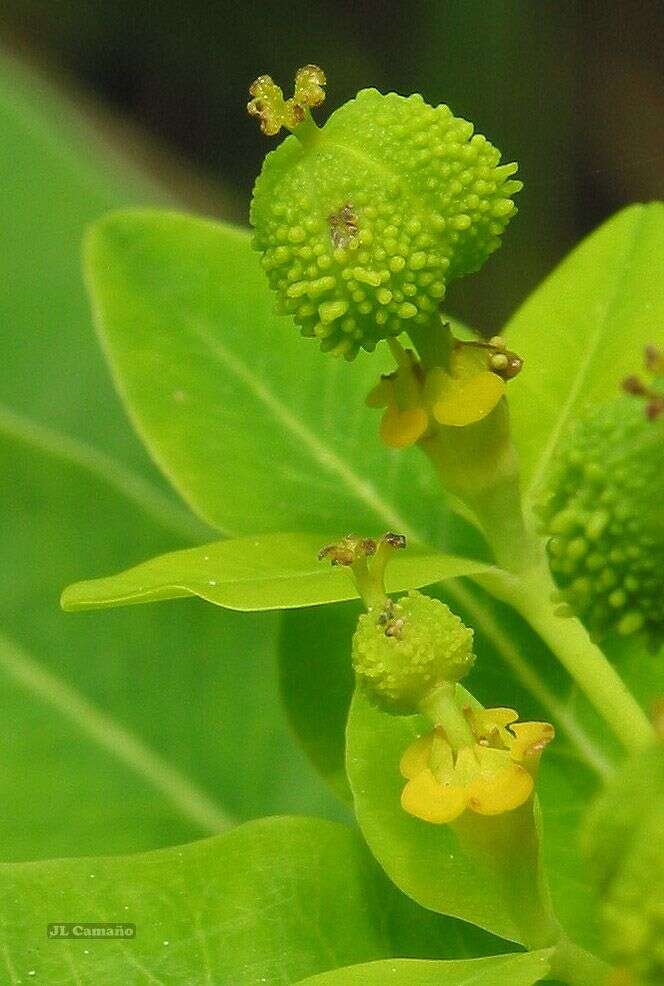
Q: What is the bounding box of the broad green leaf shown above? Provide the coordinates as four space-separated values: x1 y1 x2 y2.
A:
504 202 664 507
1 427 344 861
297 950 553 985
1 816 508 984
84 208 468 544
62 533 492 612
0 55 339 861
346 686 556 946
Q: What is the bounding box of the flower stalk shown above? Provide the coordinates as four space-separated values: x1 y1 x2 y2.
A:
419 682 476 750
420 401 533 572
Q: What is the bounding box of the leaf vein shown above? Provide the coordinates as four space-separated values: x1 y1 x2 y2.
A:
0 631 234 835
190 322 417 538
0 402 208 544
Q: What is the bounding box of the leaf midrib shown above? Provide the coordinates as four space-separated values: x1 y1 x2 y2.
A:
0 631 234 836
0 401 208 544
189 320 420 539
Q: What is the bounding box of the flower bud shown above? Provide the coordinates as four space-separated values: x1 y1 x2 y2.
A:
249 69 521 359
351 589 475 714
583 744 664 984
537 371 664 646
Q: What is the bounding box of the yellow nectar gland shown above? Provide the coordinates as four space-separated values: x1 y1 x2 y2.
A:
366 336 520 448
400 707 554 824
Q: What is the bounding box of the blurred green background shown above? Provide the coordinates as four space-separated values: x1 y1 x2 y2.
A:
0 1 661 865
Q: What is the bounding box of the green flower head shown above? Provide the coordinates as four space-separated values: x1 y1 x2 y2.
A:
352 590 475 714
538 349 664 647
249 66 521 359
318 533 475 714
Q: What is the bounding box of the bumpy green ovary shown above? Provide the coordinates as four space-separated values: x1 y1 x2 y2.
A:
538 395 664 646
351 589 475 714
250 90 521 358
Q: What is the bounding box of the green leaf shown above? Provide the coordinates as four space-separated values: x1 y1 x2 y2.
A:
84 208 465 543
505 202 664 507
1 425 348 859
62 533 492 612
0 54 339 861
297 950 553 985
1 816 509 984
280 602 358 803
346 686 552 946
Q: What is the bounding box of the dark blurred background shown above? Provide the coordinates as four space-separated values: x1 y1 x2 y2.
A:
2 0 663 333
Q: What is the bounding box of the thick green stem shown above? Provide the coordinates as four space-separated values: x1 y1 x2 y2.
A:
480 564 655 753
468 471 534 572
420 399 536 573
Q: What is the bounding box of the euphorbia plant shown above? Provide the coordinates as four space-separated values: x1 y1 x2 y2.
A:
55 66 663 984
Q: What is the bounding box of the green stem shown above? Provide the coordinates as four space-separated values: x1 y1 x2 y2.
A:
292 112 321 148
549 936 612 986
420 400 536 573
419 682 475 749
480 564 655 753
468 470 534 572
350 555 387 613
